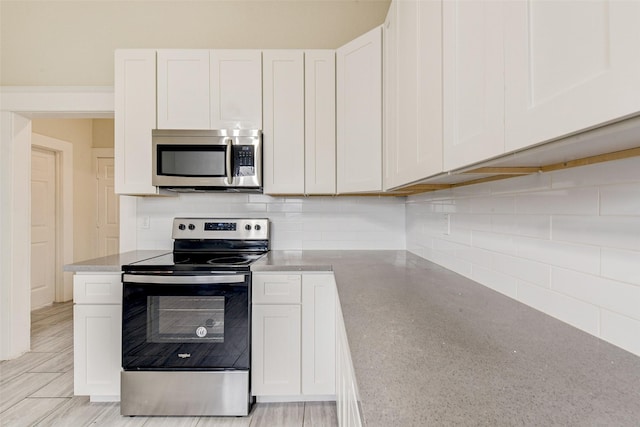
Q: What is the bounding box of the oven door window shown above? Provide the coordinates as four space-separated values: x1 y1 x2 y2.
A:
148 296 225 343
157 145 226 177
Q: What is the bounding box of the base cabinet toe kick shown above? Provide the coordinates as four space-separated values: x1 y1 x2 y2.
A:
71 270 363 425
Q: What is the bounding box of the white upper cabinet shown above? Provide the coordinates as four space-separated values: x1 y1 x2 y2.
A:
158 49 262 130
504 0 640 152
385 0 443 190
305 50 336 195
210 50 262 129
443 0 505 171
336 26 383 193
262 50 305 195
114 49 158 195
157 49 210 129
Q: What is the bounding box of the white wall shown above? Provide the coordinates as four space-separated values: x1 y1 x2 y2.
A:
135 194 405 251
0 0 390 86
406 156 640 357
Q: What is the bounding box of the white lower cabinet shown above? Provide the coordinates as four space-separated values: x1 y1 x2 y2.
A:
73 272 122 400
251 272 336 399
335 293 363 427
252 304 302 395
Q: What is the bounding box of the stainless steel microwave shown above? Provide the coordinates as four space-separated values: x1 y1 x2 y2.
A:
152 129 262 191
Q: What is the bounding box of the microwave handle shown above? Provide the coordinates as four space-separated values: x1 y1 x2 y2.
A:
226 138 233 185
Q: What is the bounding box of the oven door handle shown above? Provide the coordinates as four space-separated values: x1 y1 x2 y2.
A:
122 274 248 285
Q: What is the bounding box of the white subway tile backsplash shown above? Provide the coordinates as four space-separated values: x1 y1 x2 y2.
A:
551 156 640 189
406 156 640 356
601 248 640 286
600 182 640 215
470 195 516 214
515 187 599 215
552 216 640 251
472 266 518 299
136 195 405 251
600 310 640 356
489 172 552 195
491 253 551 288
515 236 600 274
551 268 640 321
472 230 516 255
517 280 600 336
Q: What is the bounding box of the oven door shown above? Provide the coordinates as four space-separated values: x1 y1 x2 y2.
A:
122 273 250 371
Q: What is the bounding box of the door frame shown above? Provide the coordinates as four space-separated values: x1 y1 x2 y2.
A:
31 134 74 303
0 86 115 360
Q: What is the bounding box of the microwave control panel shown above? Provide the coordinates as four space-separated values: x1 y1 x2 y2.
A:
233 145 255 177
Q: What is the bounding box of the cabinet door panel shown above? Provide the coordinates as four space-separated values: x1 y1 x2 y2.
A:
210 50 262 129
251 304 301 396
73 305 122 396
302 274 336 395
386 0 443 189
114 49 157 195
336 27 383 193
157 49 210 129
305 51 336 195
443 1 505 170
505 0 640 151
262 50 305 194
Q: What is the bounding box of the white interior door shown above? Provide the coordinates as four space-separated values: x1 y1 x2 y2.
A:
31 147 57 310
96 157 119 257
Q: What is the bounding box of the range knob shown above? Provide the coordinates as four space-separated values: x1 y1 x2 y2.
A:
178 224 186 231
188 224 196 231
245 224 252 231
255 224 261 231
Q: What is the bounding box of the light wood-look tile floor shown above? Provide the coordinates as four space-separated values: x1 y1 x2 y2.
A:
0 302 338 427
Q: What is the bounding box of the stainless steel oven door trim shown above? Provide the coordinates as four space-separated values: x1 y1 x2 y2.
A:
122 273 248 285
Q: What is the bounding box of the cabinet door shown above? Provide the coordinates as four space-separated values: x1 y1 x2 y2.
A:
157 49 210 129
385 0 443 189
262 50 305 194
251 304 301 396
73 304 122 397
336 27 383 193
305 50 336 195
443 1 505 170
114 49 158 195
301 274 336 395
505 1 640 152
210 50 262 130
383 1 398 190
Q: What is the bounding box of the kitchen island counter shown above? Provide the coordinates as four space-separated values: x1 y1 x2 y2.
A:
254 250 640 426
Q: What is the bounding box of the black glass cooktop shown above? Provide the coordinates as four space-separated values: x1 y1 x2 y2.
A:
124 251 266 272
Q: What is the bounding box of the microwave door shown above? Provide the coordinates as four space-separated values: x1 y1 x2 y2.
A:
155 144 228 187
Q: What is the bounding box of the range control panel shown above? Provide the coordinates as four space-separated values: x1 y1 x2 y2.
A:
172 218 269 240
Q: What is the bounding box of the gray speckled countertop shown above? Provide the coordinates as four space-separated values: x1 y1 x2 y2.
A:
255 250 640 426
63 250 169 272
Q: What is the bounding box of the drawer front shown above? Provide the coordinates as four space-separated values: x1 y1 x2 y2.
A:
73 273 122 304
252 274 301 304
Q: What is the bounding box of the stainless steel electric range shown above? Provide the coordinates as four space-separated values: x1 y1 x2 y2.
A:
120 218 269 416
